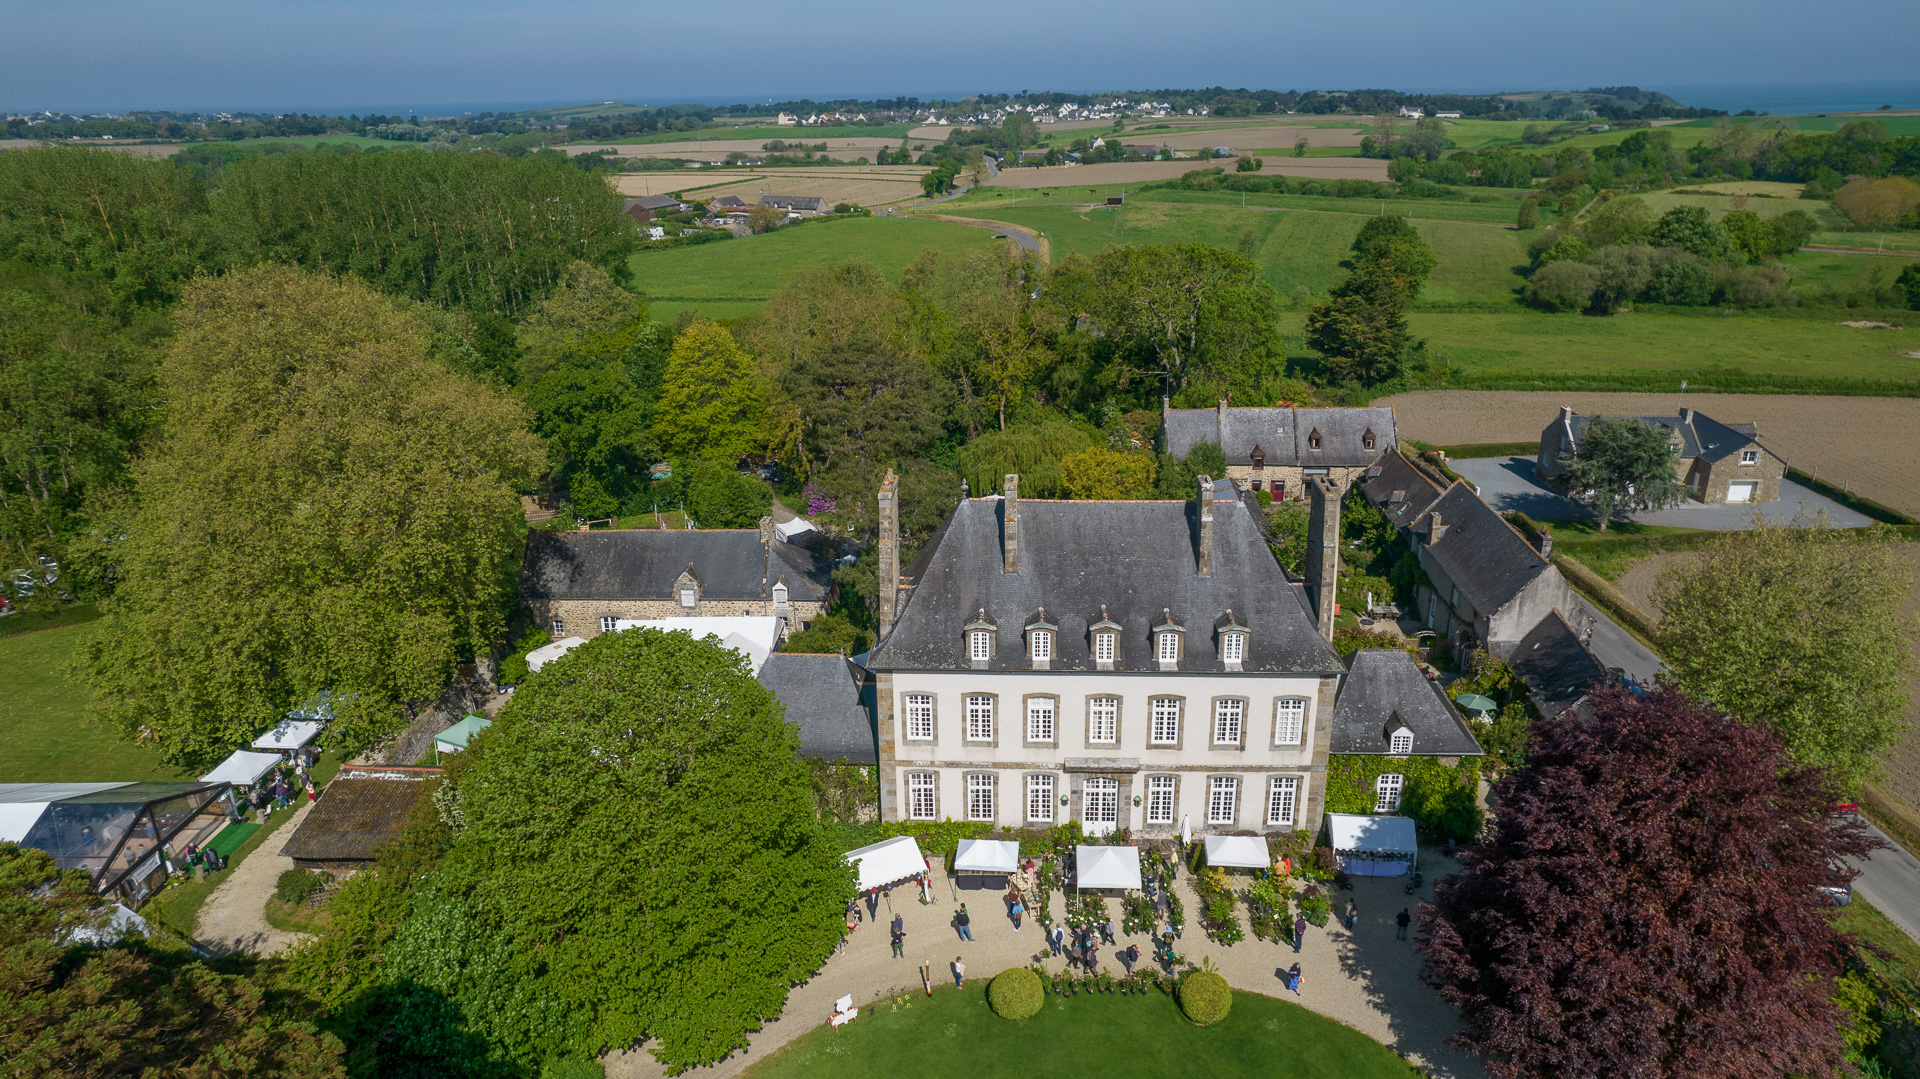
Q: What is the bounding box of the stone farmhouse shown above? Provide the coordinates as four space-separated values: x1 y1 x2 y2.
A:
1536 405 1785 505
522 519 835 641
1162 400 1398 502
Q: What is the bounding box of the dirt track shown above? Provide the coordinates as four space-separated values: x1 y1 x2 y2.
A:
1379 390 1920 520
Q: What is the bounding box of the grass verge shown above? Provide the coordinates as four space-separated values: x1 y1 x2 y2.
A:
0 602 102 638
143 801 302 941
265 894 335 935
1551 552 1664 651
1540 521 1719 582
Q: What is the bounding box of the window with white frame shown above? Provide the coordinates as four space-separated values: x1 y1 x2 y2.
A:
1030 629 1052 662
600 615 620 633
1088 696 1119 744
1083 777 1119 828
907 772 937 820
903 693 934 741
969 630 991 662
549 619 565 636
679 589 697 608
967 773 995 821
1273 698 1307 746
1267 776 1299 826
1094 631 1116 663
1145 776 1176 824
1213 699 1244 745
1740 449 1759 465
1207 776 1239 825
1150 698 1182 745
1027 773 1055 822
1221 631 1245 663
1156 630 1180 663
966 695 995 741
772 582 788 606
1375 773 1405 813
1389 729 1413 755
1026 697 1056 743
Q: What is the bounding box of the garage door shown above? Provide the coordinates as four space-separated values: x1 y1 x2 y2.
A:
1727 481 1756 503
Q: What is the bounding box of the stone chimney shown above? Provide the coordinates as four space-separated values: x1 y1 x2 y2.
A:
877 469 900 639
1427 511 1448 546
759 515 775 548
1537 527 1553 559
1195 474 1215 577
1002 474 1020 574
1216 399 1229 446
1305 476 1341 641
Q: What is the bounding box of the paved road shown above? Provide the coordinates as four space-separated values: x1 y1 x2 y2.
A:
1571 597 1663 686
931 216 1038 254
1450 456 1872 530
1851 820 1920 945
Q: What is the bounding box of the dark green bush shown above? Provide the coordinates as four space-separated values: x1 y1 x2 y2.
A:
990 968 1044 1020
1177 970 1232 1025
274 868 328 905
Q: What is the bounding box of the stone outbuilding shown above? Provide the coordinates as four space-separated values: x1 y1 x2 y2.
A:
1162 400 1396 501
1536 405 1785 505
1408 483 1594 664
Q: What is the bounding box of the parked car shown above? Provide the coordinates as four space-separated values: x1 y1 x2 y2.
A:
1817 882 1854 908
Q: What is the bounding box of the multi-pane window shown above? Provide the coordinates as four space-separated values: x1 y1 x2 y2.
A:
1156 631 1180 663
679 589 697 608
1222 632 1245 663
967 773 995 821
1207 776 1239 825
1026 697 1056 743
1273 698 1307 746
1030 630 1051 662
1389 730 1413 755
969 630 991 662
1267 776 1299 826
966 695 995 741
1094 632 1116 663
1150 698 1182 745
1213 699 1244 745
1145 776 1176 824
550 619 565 635
1740 449 1759 464
1027 773 1055 822
907 772 937 820
1375 773 1405 813
1083 777 1119 828
903 694 934 740
772 583 788 606
600 616 619 633
1088 697 1119 744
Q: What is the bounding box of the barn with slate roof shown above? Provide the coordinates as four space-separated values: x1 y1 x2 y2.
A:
1162 399 1396 502
1508 610 1612 719
1408 483 1593 664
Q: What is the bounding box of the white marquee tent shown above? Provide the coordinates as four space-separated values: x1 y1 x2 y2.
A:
250 719 322 752
524 636 587 674
953 838 1020 875
1325 812 1418 877
845 835 926 892
1074 844 1142 891
1203 834 1271 870
774 518 817 542
612 617 782 676
200 750 283 787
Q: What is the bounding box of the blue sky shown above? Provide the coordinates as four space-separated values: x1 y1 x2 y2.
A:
5 0 1918 114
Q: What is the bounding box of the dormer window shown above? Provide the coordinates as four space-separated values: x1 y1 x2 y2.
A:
1156 629 1181 664
1250 445 1265 471
1089 605 1121 668
679 589 697 608
771 581 789 607
1030 630 1052 662
1094 632 1115 663
1222 631 1246 664
1362 428 1376 451
1389 727 1413 755
970 630 991 661
1307 428 1322 450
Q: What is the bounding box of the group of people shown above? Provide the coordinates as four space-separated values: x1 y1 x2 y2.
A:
246 766 315 818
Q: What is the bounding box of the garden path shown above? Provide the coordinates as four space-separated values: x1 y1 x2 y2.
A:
195 800 314 957
605 859 1485 1079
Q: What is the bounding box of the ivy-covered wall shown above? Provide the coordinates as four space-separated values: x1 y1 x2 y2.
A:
1326 754 1482 842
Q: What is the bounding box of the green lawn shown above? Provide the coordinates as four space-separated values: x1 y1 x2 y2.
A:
1527 521 1718 581
742 984 1422 1079
629 217 1002 321
0 614 187 783
1636 189 1849 228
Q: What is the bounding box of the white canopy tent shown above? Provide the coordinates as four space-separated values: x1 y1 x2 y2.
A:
612 617 782 676
250 719 322 752
1203 834 1271 870
953 838 1020 875
1325 812 1418 877
524 636 587 674
1074 845 1142 891
845 835 926 892
774 518 817 542
200 750 282 787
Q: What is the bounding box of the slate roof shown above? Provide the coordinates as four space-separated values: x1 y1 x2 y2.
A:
710 196 748 208
1413 484 1553 618
867 495 1343 675
1330 649 1483 756
628 194 684 211
280 775 434 863
1163 404 1396 467
758 653 877 764
1509 610 1609 717
760 195 828 211
1359 448 1444 531
523 530 834 603
1555 410 1766 464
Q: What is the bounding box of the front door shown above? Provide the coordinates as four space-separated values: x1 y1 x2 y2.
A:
1082 777 1118 836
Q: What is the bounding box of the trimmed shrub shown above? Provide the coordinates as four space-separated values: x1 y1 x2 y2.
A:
1177 970 1232 1025
274 868 328 905
989 967 1044 1020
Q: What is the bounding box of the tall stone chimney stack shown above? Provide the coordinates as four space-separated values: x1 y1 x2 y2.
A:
1305 476 1341 641
877 468 899 639
1002 474 1020 574
1196 474 1215 577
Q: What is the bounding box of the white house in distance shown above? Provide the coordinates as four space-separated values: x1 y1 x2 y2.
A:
864 469 1346 839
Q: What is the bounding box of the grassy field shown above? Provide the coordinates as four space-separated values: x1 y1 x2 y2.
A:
602 124 914 146
0 612 187 783
629 217 1004 322
742 984 1422 1079
946 185 1536 226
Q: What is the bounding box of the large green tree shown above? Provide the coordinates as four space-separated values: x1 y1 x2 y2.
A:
397 628 851 1071
1087 243 1278 397
79 266 546 763
1657 521 1915 790
1552 416 1689 528
652 320 765 463
1305 217 1436 384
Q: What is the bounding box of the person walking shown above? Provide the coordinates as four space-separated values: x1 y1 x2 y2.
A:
1084 939 1099 973
1101 915 1117 945
891 917 905 958
1396 907 1411 941
1049 923 1065 956
1120 943 1139 975
956 904 973 942
1293 914 1307 954
953 957 966 988
1345 898 1358 931
304 776 317 804
1009 896 1025 931
1285 963 1303 994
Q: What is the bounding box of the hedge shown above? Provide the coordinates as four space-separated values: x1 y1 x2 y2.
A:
1326 755 1481 842
989 967 1044 1020
1177 970 1232 1026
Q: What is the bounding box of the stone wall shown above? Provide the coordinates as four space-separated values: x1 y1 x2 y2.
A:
1222 464 1371 501
532 597 824 639
378 682 482 766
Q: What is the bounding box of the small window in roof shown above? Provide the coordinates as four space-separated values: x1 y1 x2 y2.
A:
1307 428 1322 450
1363 428 1376 450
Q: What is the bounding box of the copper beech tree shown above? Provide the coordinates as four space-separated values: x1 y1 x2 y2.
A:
1419 684 1879 1079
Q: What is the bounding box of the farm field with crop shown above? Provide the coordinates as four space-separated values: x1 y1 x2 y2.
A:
615 165 930 205
985 157 1390 188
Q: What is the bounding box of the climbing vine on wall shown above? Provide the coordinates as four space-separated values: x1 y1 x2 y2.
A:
1325 755 1482 842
